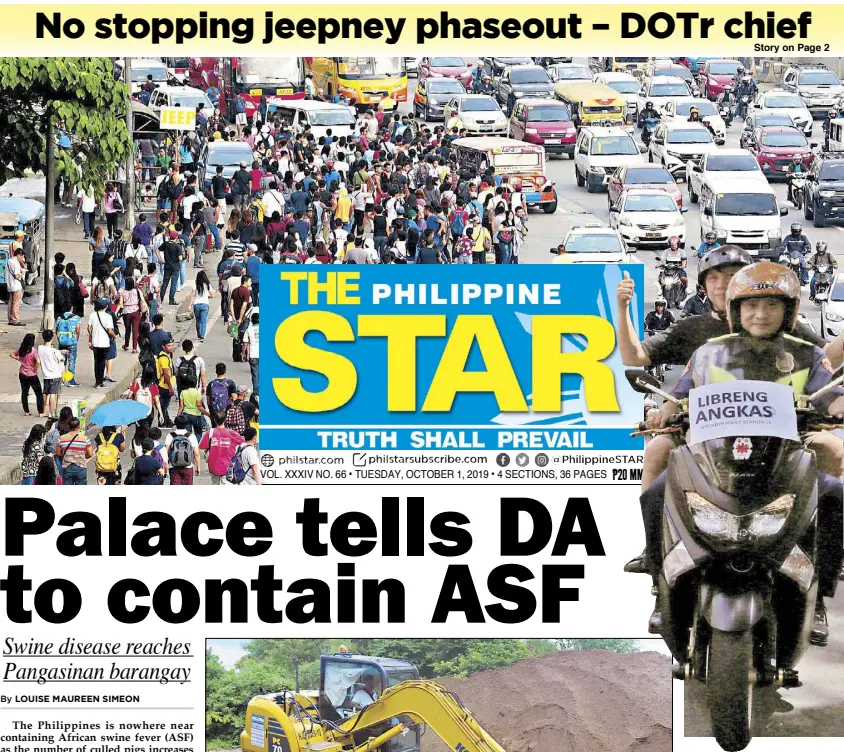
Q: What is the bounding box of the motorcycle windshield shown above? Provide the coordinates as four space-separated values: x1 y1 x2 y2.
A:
689 436 796 500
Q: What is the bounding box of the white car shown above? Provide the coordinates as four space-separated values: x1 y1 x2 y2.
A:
686 148 766 204
752 90 813 136
821 270 844 341
649 121 718 179
593 72 641 124
637 76 693 123
561 225 640 263
660 98 727 144
442 95 508 136
609 188 688 249
573 126 646 193
147 85 214 118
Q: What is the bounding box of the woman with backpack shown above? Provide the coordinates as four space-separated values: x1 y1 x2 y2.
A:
90 263 116 307
189 201 208 268
10 333 43 417
20 424 46 485
190 271 214 341
93 425 125 485
128 366 163 428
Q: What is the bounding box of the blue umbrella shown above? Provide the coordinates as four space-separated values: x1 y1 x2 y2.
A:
90 399 150 426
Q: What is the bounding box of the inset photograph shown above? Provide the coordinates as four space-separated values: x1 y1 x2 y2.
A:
206 638 671 752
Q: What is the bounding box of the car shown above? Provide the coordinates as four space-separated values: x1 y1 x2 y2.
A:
496 65 554 114
483 57 534 78
573 126 646 193
660 98 727 144
413 77 466 121
643 63 701 97
417 57 473 89
403 57 422 76
197 141 256 198
648 121 718 180
740 111 797 149
745 126 815 180
593 72 641 124
781 64 844 116
821 270 844 340
607 164 682 208
686 148 766 204
696 59 743 100
546 63 593 85
637 76 693 123
561 224 639 263
442 94 508 136
802 151 844 227
609 188 688 249
752 90 813 136
147 85 214 118
508 99 576 156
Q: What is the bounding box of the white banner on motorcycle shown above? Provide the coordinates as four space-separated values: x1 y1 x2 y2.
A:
688 380 799 445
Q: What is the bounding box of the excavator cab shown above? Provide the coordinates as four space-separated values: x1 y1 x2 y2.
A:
319 653 422 752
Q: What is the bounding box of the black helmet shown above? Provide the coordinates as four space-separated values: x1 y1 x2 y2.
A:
698 244 753 288
704 230 717 242
790 222 802 234
645 100 653 109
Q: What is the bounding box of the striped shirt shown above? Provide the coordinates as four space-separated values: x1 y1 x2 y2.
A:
57 433 92 468
225 241 246 265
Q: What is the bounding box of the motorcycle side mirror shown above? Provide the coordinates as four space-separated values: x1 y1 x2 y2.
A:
780 206 789 216
810 142 819 149
638 143 648 153
625 369 661 393
609 204 620 212
654 137 664 145
681 206 689 213
703 206 713 216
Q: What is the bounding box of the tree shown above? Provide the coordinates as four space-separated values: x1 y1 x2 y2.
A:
0 58 131 191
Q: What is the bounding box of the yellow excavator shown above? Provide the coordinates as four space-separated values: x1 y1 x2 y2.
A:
240 652 506 752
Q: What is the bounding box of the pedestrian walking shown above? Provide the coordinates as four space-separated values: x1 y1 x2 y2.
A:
56 417 94 485
165 415 201 485
190 271 214 341
87 298 116 389
20 424 46 485
5 248 26 326
116 277 145 354
10 333 43 416
38 329 66 417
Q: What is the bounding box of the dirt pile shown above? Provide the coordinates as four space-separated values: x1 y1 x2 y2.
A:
426 650 671 752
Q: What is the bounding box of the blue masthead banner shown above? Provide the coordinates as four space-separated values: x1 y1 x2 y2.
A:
260 266 645 451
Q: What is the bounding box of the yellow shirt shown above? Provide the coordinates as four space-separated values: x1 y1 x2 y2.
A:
471 227 491 254
156 352 174 390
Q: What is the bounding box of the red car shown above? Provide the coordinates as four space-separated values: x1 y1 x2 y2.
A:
417 57 473 89
746 126 815 180
698 59 743 100
607 164 682 208
508 99 576 156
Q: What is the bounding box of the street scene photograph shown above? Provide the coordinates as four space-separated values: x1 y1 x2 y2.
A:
205 638 671 752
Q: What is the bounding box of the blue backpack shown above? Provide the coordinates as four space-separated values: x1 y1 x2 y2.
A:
450 209 467 236
225 445 248 484
235 97 247 115
56 315 78 347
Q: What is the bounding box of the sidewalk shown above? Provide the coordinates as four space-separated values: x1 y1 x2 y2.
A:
0 199 215 484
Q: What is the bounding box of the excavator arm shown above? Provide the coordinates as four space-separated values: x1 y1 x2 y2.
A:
326 680 507 752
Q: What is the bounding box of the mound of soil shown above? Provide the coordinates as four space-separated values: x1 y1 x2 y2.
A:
425 650 671 752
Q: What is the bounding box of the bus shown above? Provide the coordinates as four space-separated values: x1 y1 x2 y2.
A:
188 58 305 119
303 57 407 110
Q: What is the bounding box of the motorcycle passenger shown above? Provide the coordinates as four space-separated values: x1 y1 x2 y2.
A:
682 283 711 317
808 240 839 301
478 74 495 96
780 221 811 283
471 60 485 93
786 155 808 207
645 297 676 332
654 262 844 644
687 106 701 123
823 108 837 150
656 236 687 299
696 230 720 258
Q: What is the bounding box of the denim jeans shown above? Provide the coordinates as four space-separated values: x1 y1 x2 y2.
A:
194 303 209 338
249 358 259 395
161 269 179 303
179 259 187 288
209 224 222 250
184 413 206 439
499 241 513 265
82 211 95 237
65 342 78 376
457 255 472 264
63 464 88 485
141 156 155 180
192 235 205 267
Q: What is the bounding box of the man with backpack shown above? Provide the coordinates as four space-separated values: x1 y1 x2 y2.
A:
207 362 237 417
224 427 260 485
173 339 207 396
199 411 242 484
448 200 469 259
94 426 125 485
56 310 82 387
164 415 201 485
231 161 252 208
234 96 248 137
156 338 177 428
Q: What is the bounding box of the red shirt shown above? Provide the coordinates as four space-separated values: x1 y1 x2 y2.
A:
250 169 263 192
199 426 242 476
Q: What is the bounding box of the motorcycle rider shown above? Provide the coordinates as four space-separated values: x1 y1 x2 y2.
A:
656 236 687 301
645 297 676 333
696 230 720 259
733 73 757 120
640 100 659 129
682 282 711 317
823 107 838 151
478 74 495 96
786 154 808 207
648 262 844 642
716 84 736 127
471 60 486 93
808 240 839 301
780 221 811 284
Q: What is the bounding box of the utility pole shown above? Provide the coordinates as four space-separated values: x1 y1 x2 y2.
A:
41 114 55 332
124 58 136 234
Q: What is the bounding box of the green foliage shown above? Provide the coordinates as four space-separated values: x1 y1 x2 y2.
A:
554 638 640 653
0 57 131 191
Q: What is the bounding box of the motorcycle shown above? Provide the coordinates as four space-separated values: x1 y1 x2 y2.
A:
659 262 686 308
735 94 750 119
718 105 733 128
642 115 659 145
812 264 833 305
627 367 843 752
789 175 806 210
778 250 809 286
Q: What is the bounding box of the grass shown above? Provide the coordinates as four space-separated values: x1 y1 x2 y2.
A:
206 740 236 751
